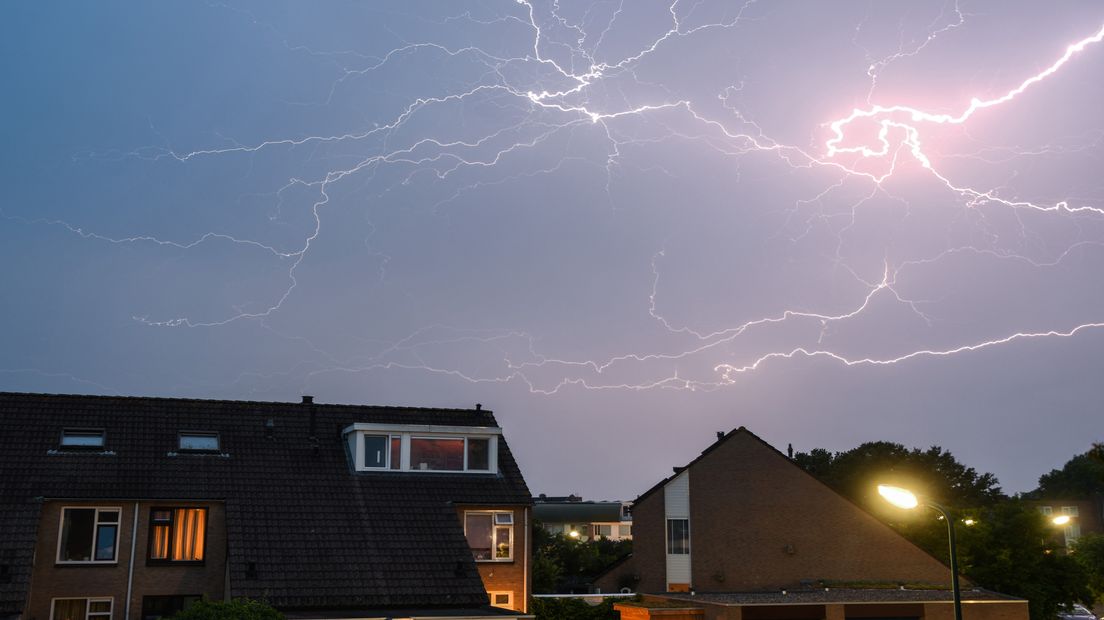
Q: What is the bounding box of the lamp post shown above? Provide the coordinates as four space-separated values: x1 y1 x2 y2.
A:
877 485 962 620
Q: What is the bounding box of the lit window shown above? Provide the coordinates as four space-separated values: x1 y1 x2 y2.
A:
488 592 513 609
52 598 112 620
595 524 613 538
178 433 219 452
148 508 207 562
58 508 120 563
411 437 464 471
465 511 514 561
666 519 689 555
60 429 105 449
1040 506 1053 515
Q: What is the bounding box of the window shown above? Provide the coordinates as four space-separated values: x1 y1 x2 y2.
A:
410 437 464 471
1062 506 1080 516
666 519 689 555
467 437 490 470
488 592 513 609
178 432 219 452
60 429 105 449
362 435 401 469
51 598 112 620
465 511 514 561
1040 506 1053 515
619 524 632 537
58 508 120 563
595 524 613 538
148 508 207 563
141 595 201 620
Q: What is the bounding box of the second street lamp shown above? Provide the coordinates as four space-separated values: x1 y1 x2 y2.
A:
877 485 963 620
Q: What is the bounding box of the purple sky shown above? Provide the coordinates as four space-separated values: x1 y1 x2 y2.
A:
3 1 1103 500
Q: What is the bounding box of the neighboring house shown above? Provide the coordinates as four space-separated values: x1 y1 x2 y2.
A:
1033 498 1104 547
533 495 632 541
595 427 1028 620
0 392 533 620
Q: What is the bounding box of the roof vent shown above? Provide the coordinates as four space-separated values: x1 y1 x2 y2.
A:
264 419 275 440
475 403 482 411
716 431 724 440
301 395 314 404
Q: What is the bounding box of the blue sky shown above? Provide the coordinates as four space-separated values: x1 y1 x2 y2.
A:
3 1 1104 499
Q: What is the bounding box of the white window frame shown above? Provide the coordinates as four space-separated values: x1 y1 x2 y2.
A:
56 507 122 565
361 434 400 470
488 591 513 609
666 518 690 555
345 424 500 474
1040 506 1053 515
1062 506 1080 516
464 510 515 562
60 428 106 449
178 432 220 452
50 597 113 620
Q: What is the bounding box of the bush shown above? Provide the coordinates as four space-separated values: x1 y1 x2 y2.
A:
170 598 284 620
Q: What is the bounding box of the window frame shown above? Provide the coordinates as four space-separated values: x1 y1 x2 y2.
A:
146 507 209 566
346 425 501 474
50 597 113 620
488 591 514 609
56 507 122 565
666 518 690 555
177 432 220 453
59 428 106 450
464 510 515 563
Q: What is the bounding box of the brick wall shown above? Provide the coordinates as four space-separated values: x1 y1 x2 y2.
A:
455 505 530 613
26 500 226 620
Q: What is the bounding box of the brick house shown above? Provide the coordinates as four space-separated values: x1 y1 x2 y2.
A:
595 427 1028 620
0 392 533 620
1031 498 1103 548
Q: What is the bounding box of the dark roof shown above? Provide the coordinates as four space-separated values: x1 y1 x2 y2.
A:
657 588 1024 606
0 392 531 614
533 501 623 523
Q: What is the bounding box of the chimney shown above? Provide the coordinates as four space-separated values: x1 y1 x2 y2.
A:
787 443 794 459
301 395 314 404
716 431 725 440
475 403 482 411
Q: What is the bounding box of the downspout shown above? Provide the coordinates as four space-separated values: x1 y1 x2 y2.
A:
125 502 138 620
523 506 529 613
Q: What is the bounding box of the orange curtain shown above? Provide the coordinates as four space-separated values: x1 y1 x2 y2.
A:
171 508 206 561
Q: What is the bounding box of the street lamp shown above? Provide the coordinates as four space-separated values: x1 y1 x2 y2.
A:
1052 515 1071 526
877 485 962 620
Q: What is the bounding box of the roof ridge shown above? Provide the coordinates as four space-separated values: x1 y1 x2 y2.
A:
0 390 491 414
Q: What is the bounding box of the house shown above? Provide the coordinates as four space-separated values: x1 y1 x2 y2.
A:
0 392 533 620
594 427 1028 620
533 495 632 541
1032 497 1104 548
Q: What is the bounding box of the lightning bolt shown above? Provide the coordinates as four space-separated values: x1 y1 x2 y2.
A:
11 2 1104 396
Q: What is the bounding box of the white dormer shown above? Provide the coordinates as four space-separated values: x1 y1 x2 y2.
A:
343 423 501 474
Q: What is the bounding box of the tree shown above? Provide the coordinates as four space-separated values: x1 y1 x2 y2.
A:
170 599 284 620
795 443 1093 620
532 519 631 594
1072 533 1104 604
1032 449 1104 499
531 596 622 620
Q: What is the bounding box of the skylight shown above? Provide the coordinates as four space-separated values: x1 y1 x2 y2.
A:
60 429 105 449
178 432 220 452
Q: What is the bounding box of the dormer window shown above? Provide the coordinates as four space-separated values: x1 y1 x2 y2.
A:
178 432 219 452
60 429 105 449
345 423 500 474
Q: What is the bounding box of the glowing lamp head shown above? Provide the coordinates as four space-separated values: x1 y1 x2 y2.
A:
1052 515 1071 526
963 518 977 526
568 530 580 538
878 484 919 510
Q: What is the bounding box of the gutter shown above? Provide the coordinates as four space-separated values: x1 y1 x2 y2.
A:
125 502 138 620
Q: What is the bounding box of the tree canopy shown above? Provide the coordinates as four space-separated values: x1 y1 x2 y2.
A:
794 442 1094 620
170 599 284 620
1030 449 1104 499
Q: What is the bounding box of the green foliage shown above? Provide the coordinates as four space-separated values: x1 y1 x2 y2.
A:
1072 533 1104 604
1031 450 1104 499
955 500 1091 620
795 444 1094 620
532 519 632 594
170 598 284 620
793 441 1004 511
531 596 624 620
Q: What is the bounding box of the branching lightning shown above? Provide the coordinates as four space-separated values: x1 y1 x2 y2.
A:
11 1 1104 396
